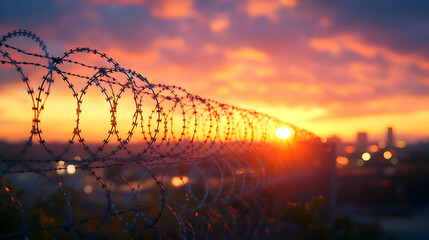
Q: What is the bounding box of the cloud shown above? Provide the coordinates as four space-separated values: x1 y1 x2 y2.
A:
226 47 269 62
103 48 160 70
307 0 429 58
203 43 218 54
254 66 276 77
286 66 316 82
308 34 429 72
308 38 341 56
279 0 298 7
150 0 196 19
245 0 297 21
211 63 247 81
153 36 189 51
209 14 230 32
348 62 380 82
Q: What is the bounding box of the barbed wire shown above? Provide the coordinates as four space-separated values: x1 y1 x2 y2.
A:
0 29 327 239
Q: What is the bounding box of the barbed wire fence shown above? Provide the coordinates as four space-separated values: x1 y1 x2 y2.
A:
0 30 330 239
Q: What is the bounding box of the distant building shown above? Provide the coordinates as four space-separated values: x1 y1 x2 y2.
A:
387 127 394 148
327 135 342 156
356 132 367 153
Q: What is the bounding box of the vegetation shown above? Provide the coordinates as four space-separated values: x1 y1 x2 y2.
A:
278 196 381 240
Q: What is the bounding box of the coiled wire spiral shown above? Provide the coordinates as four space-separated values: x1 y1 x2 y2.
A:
0 30 325 239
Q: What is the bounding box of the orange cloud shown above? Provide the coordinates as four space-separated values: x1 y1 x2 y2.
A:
209 47 273 82
318 18 332 28
203 43 218 54
245 0 297 21
308 38 341 56
279 0 298 7
348 62 380 82
226 47 269 62
246 1 279 21
216 85 230 95
285 82 322 95
342 39 379 58
209 15 231 32
341 35 429 71
328 83 375 97
211 63 247 80
310 35 429 71
151 0 196 19
254 66 276 77
153 36 188 51
106 48 159 64
287 66 316 82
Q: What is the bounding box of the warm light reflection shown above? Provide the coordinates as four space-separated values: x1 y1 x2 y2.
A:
336 156 349 165
276 127 292 139
369 145 379 152
57 161 66 175
171 176 189 187
383 151 392 160
344 146 355 153
378 141 386 149
390 157 398 165
84 185 93 194
362 152 371 161
67 165 76 174
395 140 407 148
356 159 364 167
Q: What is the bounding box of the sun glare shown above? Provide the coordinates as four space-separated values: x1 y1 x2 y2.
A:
276 127 292 139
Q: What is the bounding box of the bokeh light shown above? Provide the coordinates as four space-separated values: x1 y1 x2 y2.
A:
171 176 189 187
84 185 93 194
395 141 407 148
336 156 349 165
362 152 371 161
57 161 66 175
384 151 392 160
67 165 76 175
369 145 379 152
344 146 355 153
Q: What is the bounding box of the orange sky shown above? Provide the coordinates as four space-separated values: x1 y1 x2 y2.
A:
1 0 429 143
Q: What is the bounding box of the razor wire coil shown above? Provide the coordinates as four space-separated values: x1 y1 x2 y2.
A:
0 29 326 239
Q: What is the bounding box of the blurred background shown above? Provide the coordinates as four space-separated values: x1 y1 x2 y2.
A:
1 0 429 239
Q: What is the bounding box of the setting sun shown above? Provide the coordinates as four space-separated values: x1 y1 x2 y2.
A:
276 127 292 139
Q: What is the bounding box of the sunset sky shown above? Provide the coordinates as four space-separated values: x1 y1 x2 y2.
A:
1 0 429 143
